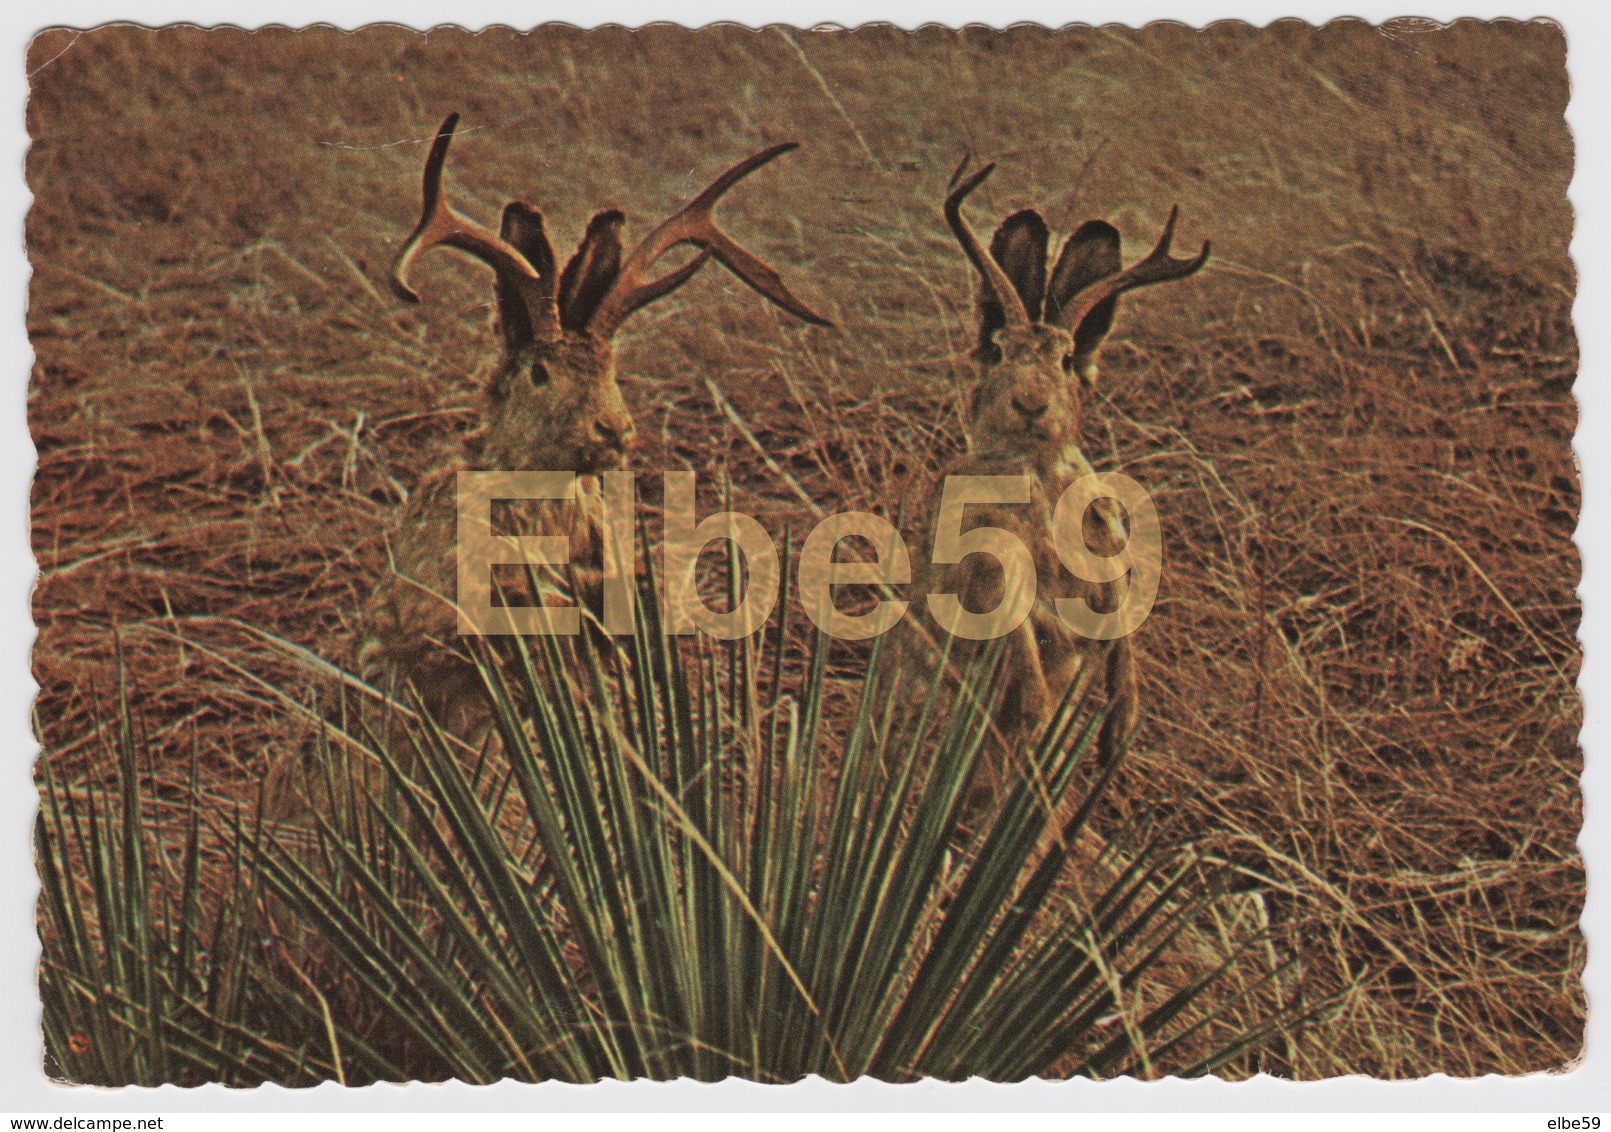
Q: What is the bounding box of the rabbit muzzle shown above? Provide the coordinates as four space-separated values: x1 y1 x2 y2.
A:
985 389 1068 444
560 405 636 473
592 416 635 458
1011 392 1051 425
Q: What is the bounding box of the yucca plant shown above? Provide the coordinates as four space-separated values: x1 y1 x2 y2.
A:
249 555 1310 1084
35 657 346 1086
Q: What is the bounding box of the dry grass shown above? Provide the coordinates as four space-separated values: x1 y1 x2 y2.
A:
27 19 1580 1077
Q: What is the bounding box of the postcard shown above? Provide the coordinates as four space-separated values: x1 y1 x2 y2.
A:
25 19 1581 1086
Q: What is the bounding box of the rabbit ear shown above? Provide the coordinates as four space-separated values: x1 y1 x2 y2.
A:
496 202 559 353
977 210 1049 359
558 210 626 333
1047 220 1122 380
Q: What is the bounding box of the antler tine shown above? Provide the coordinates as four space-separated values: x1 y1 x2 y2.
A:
391 114 557 338
947 150 974 192
944 161 1032 329
1053 205 1211 331
587 142 832 339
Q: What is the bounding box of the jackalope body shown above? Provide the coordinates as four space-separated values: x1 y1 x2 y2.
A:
901 158 1209 789
264 115 827 819
362 114 828 727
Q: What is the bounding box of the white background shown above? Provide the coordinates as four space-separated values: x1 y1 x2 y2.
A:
1 0 1604 1115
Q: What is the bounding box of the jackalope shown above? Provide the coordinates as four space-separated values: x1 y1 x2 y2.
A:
899 156 1209 801
263 114 828 822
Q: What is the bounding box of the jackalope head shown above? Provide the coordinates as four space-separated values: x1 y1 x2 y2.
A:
391 113 831 474
943 157 1210 462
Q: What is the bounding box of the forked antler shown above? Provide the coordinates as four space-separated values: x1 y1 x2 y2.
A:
945 155 1032 330
395 119 828 341
586 142 832 338
1053 206 1210 332
391 114 561 341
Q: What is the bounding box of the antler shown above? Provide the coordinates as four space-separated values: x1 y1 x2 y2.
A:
586 142 832 339
391 114 561 342
945 155 1032 330
1052 206 1210 331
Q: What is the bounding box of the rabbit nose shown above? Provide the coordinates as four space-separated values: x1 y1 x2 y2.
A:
595 418 632 449
1012 393 1050 423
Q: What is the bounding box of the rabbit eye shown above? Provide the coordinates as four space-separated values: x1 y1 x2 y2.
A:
529 360 551 388
1061 353 1077 376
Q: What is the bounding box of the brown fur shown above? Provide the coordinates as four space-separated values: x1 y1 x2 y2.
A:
900 162 1207 814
